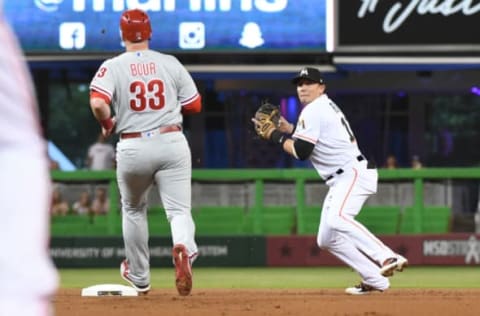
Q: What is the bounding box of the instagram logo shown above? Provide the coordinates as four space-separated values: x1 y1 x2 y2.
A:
179 22 205 49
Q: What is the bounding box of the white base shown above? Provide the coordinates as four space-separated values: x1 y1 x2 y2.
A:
81 284 138 297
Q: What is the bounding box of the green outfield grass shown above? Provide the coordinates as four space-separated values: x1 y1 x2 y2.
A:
59 266 480 289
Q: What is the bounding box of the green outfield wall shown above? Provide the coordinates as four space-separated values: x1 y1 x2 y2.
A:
50 168 480 237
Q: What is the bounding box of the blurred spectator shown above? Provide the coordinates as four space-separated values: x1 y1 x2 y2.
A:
86 132 116 170
411 155 423 169
51 187 69 216
384 154 398 169
72 190 93 215
91 187 110 215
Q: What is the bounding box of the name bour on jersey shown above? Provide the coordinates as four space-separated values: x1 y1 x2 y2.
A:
130 63 157 76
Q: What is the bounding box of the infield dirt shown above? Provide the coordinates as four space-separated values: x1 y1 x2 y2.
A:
55 288 480 316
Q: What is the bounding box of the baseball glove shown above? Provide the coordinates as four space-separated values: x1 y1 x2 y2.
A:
253 101 281 140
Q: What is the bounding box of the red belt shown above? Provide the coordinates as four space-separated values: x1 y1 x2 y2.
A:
120 124 181 139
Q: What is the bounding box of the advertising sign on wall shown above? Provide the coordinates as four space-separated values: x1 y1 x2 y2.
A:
51 234 480 268
267 234 480 266
50 236 266 268
334 0 480 52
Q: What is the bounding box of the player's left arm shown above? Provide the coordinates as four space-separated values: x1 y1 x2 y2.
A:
172 56 203 115
181 93 202 115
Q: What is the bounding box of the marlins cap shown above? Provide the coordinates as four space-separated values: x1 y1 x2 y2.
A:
292 67 325 85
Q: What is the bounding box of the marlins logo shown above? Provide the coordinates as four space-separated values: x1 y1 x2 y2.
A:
299 119 305 129
297 114 306 129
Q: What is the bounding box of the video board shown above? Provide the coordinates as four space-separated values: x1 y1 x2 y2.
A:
4 0 327 57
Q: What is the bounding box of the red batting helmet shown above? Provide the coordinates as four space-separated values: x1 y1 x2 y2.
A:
120 9 152 42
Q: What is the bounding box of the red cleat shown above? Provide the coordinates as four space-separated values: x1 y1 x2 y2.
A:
172 244 192 296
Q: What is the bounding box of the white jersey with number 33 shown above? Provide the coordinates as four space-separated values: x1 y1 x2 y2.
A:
90 50 199 134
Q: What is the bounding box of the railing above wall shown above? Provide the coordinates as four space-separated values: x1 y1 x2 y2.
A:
50 168 480 236
51 167 480 181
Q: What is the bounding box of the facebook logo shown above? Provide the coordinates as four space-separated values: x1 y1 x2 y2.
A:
59 22 85 49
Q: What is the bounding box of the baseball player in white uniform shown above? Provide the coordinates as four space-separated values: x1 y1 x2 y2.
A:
89 9 201 296
253 67 408 295
0 1 58 314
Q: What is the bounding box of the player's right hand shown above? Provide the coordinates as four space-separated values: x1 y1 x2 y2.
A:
277 116 294 134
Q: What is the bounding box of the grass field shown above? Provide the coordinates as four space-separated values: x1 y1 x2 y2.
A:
59 266 480 289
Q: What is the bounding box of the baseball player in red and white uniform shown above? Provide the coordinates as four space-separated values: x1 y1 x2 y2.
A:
0 1 58 314
89 9 201 296
254 67 408 295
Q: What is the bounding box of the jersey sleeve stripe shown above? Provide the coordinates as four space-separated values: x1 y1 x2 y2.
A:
90 90 111 104
181 94 202 114
90 84 112 100
180 93 200 105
